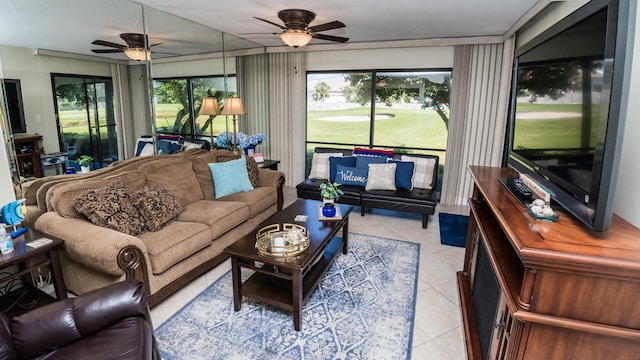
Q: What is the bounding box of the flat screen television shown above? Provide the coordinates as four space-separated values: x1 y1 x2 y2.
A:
506 0 630 231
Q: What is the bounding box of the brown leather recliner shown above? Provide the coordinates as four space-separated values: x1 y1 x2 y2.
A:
0 280 159 360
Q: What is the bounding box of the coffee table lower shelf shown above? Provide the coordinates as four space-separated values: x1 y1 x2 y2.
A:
234 233 346 330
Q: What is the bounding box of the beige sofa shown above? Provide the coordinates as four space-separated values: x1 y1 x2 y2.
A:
33 150 285 305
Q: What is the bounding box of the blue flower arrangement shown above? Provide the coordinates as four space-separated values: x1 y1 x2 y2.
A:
215 132 266 150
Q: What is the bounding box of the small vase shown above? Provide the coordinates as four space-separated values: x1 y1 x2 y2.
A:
80 166 91 173
322 203 336 217
244 144 256 157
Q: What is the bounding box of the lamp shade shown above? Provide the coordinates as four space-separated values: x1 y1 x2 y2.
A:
222 97 247 116
199 98 221 115
279 30 312 48
124 48 148 61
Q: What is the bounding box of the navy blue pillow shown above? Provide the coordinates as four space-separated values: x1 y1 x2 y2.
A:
389 160 415 190
329 156 357 182
335 164 368 187
355 155 387 168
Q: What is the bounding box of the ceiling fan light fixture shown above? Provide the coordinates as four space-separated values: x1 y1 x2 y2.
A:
124 47 148 61
279 30 312 48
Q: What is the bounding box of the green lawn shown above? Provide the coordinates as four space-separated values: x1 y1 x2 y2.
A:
513 102 599 149
307 106 448 150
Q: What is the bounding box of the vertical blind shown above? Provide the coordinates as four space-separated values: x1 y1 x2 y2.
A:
441 37 515 205
268 52 307 187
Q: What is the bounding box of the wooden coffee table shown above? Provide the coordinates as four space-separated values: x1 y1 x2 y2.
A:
224 199 353 331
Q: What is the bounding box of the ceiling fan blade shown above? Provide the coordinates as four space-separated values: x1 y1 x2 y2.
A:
308 20 345 33
238 32 278 35
149 42 163 47
91 40 126 50
254 16 287 30
91 49 124 54
312 33 349 43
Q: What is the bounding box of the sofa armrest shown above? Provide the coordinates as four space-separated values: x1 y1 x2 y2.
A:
10 280 149 359
258 169 286 210
34 212 151 277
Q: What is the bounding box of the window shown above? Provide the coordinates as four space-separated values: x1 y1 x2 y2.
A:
153 75 236 140
53 74 117 170
306 70 451 189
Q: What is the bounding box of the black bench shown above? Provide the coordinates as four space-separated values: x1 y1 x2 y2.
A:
296 147 439 228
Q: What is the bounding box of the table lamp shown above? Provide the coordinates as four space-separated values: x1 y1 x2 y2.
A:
221 96 247 155
198 97 221 149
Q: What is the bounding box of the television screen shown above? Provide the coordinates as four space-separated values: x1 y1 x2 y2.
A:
512 9 607 198
507 0 628 231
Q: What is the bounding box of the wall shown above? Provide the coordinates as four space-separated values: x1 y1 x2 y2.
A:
306 46 454 71
613 0 640 226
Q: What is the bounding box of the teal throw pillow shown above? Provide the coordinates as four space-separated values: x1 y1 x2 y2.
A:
208 157 254 198
335 164 368 187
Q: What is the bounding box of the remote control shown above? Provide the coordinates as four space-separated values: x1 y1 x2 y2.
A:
26 237 53 249
513 179 533 198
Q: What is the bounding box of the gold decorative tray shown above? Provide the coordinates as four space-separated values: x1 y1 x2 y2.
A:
255 223 310 258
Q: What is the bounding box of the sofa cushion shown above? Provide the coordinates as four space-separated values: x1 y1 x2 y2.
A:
139 157 204 207
389 160 415 191
328 156 356 182
48 179 111 219
401 155 436 190
334 164 368 187
308 152 343 179
179 200 250 238
190 151 221 200
131 186 182 232
73 182 146 236
219 187 277 218
104 170 146 192
208 158 254 198
365 163 397 191
139 221 211 274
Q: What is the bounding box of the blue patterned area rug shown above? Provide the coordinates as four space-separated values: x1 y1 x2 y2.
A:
155 233 420 360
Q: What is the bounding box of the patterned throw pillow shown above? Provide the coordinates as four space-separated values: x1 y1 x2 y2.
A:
365 163 397 191
73 182 146 236
216 155 260 188
401 155 436 190
131 186 182 232
308 152 344 179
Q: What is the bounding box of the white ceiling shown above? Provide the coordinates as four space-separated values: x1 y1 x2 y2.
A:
134 0 541 46
0 0 542 60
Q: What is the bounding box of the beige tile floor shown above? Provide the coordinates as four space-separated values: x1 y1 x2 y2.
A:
151 186 468 359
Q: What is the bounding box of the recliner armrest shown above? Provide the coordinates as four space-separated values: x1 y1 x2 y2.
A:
11 280 148 359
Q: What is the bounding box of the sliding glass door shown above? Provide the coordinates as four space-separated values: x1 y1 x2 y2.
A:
52 74 118 170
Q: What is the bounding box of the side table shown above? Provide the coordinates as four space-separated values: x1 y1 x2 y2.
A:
259 159 280 170
0 228 66 317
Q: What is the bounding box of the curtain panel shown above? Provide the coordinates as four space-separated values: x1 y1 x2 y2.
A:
268 52 307 187
441 36 515 206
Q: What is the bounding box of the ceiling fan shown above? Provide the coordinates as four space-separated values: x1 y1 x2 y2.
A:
252 9 348 48
91 33 161 61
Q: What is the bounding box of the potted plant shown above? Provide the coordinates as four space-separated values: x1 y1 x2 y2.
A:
77 155 93 173
319 182 343 217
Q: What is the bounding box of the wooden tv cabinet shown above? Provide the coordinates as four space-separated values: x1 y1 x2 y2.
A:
458 166 640 359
